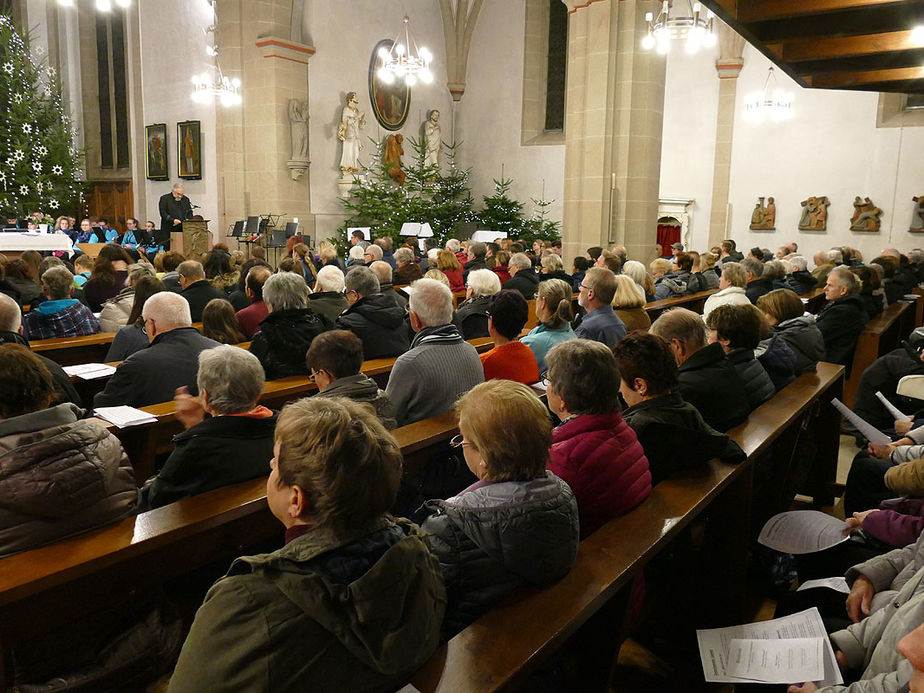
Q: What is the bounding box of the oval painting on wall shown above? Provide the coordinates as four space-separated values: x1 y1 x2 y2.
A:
369 38 411 131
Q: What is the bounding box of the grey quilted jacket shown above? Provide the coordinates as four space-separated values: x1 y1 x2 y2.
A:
421 471 579 639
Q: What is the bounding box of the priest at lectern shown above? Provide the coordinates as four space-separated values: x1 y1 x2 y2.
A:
158 182 193 250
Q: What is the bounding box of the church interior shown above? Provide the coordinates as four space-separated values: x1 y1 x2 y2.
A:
3 0 924 691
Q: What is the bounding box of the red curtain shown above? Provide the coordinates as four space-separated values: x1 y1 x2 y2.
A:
656 224 680 257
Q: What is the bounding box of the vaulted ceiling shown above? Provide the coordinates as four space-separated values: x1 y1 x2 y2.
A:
700 0 924 94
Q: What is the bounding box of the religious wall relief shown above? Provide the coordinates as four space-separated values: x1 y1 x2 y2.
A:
911 196 924 233
798 196 830 231
849 196 882 232
749 196 776 230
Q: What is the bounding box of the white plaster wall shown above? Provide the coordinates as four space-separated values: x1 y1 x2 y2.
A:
660 41 924 260
727 45 924 261
136 0 219 229
658 44 720 250
457 0 565 231
303 0 455 242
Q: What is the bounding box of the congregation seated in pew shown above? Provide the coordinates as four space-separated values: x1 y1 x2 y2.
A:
521 276 575 373
386 278 484 428
307 264 349 323
139 345 276 511
22 265 100 340
479 289 540 384
756 288 826 378
98 262 156 332
419 380 579 639
702 259 751 319
94 292 220 408
249 271 329 380
0 292 82 406
545 339 651 537
305 329 397 429
612 332 744 485
167 396 446 692
105 275 168 362
650 307 750 432
0 343 136 557
817 265 870 368
335 265 409 359
234 264 271 338
201 297 246 345
574 266 627 348
705 303 778 409
177 260 225 323
453 267 499 340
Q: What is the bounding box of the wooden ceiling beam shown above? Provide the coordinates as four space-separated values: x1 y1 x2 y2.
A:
805 65 924 87
768 29 921 61
737 0 909 24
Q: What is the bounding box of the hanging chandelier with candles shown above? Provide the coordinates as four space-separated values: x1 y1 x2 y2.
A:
744 67 794 123
190 0 241 106
641 1 717 55
376 15 433 87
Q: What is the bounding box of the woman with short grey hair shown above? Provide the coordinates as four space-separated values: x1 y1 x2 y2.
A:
263 272 308 312
140 345 277 510
393 246 423 284
454 268 501 339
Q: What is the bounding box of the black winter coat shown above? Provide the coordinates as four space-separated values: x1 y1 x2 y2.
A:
453 296 491 340
249 308 330 380
336 294 410 360
785 270 818 295
181 279 227 322
504 269 540 300
94 327 220 408
462 257 488 284
140 413 277 510
746 277 774 304
622 393 744 485
726 348 775 409
853 346 924 430
677 342 750 432
755 332 798 391
540 269 573 286
816 294 869 367
772 315 825 375
858 292 884 321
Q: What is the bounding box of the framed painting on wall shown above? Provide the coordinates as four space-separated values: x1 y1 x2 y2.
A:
145 123 168 181
368 39 410 131
177 120 202 179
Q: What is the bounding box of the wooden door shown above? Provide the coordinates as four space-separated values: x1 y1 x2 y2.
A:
82 180 133 233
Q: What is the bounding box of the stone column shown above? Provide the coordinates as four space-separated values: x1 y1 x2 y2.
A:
707 24 745 248
216 0 315 241
561 0 665 265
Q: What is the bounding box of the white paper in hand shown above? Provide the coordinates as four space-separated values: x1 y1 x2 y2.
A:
875 391 912 422
831 398 891 444
726 637 825 683
758 511 849 555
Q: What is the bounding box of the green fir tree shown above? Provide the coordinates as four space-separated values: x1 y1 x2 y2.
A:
477 177 524 236
0 14 84 217
524 196 562 243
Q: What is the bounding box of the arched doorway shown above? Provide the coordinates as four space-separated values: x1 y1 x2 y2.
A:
657 216 681 258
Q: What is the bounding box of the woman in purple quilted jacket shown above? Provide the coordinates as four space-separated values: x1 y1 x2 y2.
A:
545 339 652 538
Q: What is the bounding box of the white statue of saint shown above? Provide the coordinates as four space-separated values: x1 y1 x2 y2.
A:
337 91 366 173
288 98 309 161
424 109 441 168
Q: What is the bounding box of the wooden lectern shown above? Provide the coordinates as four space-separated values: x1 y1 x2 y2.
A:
170 219 211 258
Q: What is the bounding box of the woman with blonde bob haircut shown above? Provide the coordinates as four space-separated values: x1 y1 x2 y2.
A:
612 274 651 333
169 396 446 693
421 380 579 638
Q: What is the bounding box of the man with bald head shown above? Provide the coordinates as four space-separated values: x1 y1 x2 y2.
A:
94 292 220 408
0 292 82 407
369 260 408 311
179 260 225 322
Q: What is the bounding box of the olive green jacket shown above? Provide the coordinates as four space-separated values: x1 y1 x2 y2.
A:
167 517 446 693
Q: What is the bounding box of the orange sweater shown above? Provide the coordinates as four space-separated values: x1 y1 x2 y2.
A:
480 341 540 384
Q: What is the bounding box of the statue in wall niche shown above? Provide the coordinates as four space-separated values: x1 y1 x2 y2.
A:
850 196 883 232
910 196 924 233
288 99 309 161
337 91 366 174
749 196 776 230
424 109 441 168
384 134 406 186
798 196 830 231
287 99 310 181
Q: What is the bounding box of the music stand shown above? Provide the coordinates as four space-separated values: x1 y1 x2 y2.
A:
285 222 298 238
231 220 244 237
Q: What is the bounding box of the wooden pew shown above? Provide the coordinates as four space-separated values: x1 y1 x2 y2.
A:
410 362 845 692
844 301 912 407
32 322 205 367
0 413 460 691
802 287 827 314
105 337 496 482
644 289 718 322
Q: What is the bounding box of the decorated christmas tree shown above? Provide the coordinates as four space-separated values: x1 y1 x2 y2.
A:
477 177 524 236
0 14 83 218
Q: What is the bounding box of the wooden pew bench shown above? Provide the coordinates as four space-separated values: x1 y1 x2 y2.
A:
105 337 496 482
644 289 718 322
845 301 912 407
0 412 461 690
409 362 845 692
802 287 827 314
32 322 205 367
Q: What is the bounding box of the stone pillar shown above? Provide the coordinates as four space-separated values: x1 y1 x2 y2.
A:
707 24 745 248
561 0 665 265
216 0 315 242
